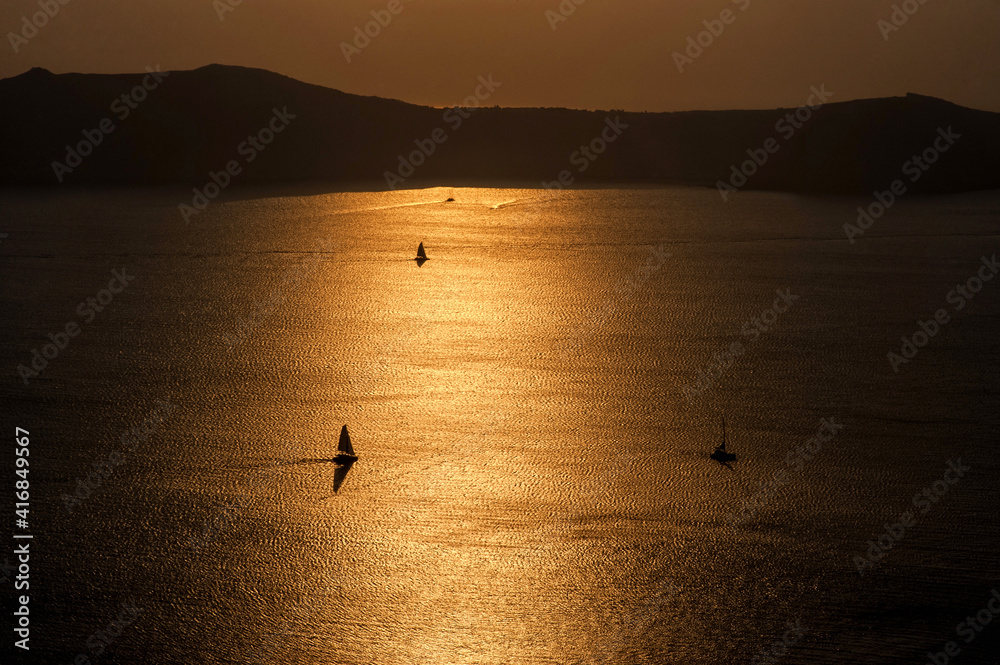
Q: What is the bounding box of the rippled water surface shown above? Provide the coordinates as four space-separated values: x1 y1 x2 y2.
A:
2 186 999 664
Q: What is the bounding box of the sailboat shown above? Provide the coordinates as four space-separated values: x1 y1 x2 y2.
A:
414 242 428 267
709 417 737 463
333 424 358 492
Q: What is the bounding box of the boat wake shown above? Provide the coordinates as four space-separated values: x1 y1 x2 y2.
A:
491 193 569 209
273 457 345 467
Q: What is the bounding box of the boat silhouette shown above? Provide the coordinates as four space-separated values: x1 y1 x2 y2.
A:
710 417 737 464
414 242 428 267
333 424 358 492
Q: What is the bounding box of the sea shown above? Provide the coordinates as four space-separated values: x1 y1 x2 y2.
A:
1 185 998 664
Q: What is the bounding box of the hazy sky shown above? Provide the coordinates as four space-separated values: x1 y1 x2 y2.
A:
2 0 998 112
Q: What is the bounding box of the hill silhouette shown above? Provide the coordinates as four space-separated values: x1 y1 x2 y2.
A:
2 64 998 194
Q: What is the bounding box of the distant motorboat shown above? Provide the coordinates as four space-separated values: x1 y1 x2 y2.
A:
333 424 358 492
710 417 737 463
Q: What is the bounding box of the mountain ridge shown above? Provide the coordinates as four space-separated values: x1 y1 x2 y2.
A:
3 64 999 194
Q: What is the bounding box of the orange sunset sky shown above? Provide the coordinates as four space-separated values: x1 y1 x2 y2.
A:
1 0 997 113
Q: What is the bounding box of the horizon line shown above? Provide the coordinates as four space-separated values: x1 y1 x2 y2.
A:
5 63 994 117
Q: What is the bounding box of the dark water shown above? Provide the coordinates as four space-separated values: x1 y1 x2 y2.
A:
1 186 999 664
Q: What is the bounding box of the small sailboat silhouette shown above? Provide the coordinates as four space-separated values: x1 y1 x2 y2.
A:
414 242 428 266
333 424 358 492
710 417 737 464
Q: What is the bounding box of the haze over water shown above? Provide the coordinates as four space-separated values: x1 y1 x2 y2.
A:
2 186 999 664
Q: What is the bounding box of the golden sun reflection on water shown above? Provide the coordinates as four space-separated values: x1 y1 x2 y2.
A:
191 185 995 665
8 185 998 664
254 187 713 664
259 188 608 663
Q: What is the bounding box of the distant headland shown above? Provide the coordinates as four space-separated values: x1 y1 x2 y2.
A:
2 64 998 195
